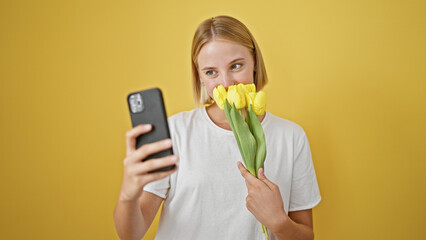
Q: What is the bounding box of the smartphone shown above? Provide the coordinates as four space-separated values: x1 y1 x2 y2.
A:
127 88 175 172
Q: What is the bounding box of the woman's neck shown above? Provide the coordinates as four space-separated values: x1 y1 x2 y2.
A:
205 103 265 131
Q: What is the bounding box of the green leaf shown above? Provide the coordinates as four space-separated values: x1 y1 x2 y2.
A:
245 107 253 134
224 100 243 153
247 104 267 177
229 103 256 175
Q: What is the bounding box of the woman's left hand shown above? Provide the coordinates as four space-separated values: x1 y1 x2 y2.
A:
237 161 289 232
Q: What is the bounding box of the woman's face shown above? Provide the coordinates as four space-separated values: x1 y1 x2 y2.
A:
197 39 255 100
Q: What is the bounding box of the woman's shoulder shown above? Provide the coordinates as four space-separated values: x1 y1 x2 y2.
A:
264 112 307 137
168 107 204 126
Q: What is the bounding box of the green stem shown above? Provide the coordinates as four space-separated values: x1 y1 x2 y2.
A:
261 223 269 240
224 100 243 153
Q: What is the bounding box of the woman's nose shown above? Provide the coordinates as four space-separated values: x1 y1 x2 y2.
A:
221 72 235 88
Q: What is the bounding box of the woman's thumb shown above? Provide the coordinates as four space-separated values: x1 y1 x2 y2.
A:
258 168 276 190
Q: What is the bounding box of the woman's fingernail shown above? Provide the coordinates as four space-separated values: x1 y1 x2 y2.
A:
144 124 152 130
170 155 178 163
164 139 172 146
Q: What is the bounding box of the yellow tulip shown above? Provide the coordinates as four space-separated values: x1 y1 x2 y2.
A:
245 92 256 107
213 85 227 110
236 83 246 96
214 83 263 113
227 85 246 109
244 83 256 93
237 83 255 98
253 91 266 115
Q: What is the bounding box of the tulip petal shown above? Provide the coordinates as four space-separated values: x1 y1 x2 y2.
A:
213 85 227 110
253 91 266 115
245 83 256 93
245 92 256 108
227 85 245 109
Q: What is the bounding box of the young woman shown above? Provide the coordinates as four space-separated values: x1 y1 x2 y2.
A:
114 15 321 240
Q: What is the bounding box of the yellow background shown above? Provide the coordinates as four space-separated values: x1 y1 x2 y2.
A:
1 0 425 239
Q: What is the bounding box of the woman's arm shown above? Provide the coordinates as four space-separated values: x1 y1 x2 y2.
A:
113 191 163 240
271 209 314 240
113 125 177 240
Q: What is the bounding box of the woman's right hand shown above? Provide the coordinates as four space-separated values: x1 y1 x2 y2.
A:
119 124 178 202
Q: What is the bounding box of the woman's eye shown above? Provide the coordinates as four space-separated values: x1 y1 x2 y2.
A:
231 63 242 70
206 70 217 76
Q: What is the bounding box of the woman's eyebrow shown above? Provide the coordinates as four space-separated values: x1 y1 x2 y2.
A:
229 57 245 64
201 58 246 71
201 66 215 71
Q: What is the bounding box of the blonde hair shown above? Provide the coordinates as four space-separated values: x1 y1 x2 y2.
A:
191 15 268 107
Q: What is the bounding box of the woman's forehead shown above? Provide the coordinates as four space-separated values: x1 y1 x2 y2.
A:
197 40 253 67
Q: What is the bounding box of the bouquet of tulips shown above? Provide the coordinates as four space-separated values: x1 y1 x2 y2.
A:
213 83 269 240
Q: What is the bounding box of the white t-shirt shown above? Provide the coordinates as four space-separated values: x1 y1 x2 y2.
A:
143 107 321 240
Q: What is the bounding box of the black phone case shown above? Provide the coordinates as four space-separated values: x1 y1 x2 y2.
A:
127 88 175 172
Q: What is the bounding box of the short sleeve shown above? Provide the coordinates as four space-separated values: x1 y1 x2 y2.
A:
143 175 171 199
289 131 321 212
